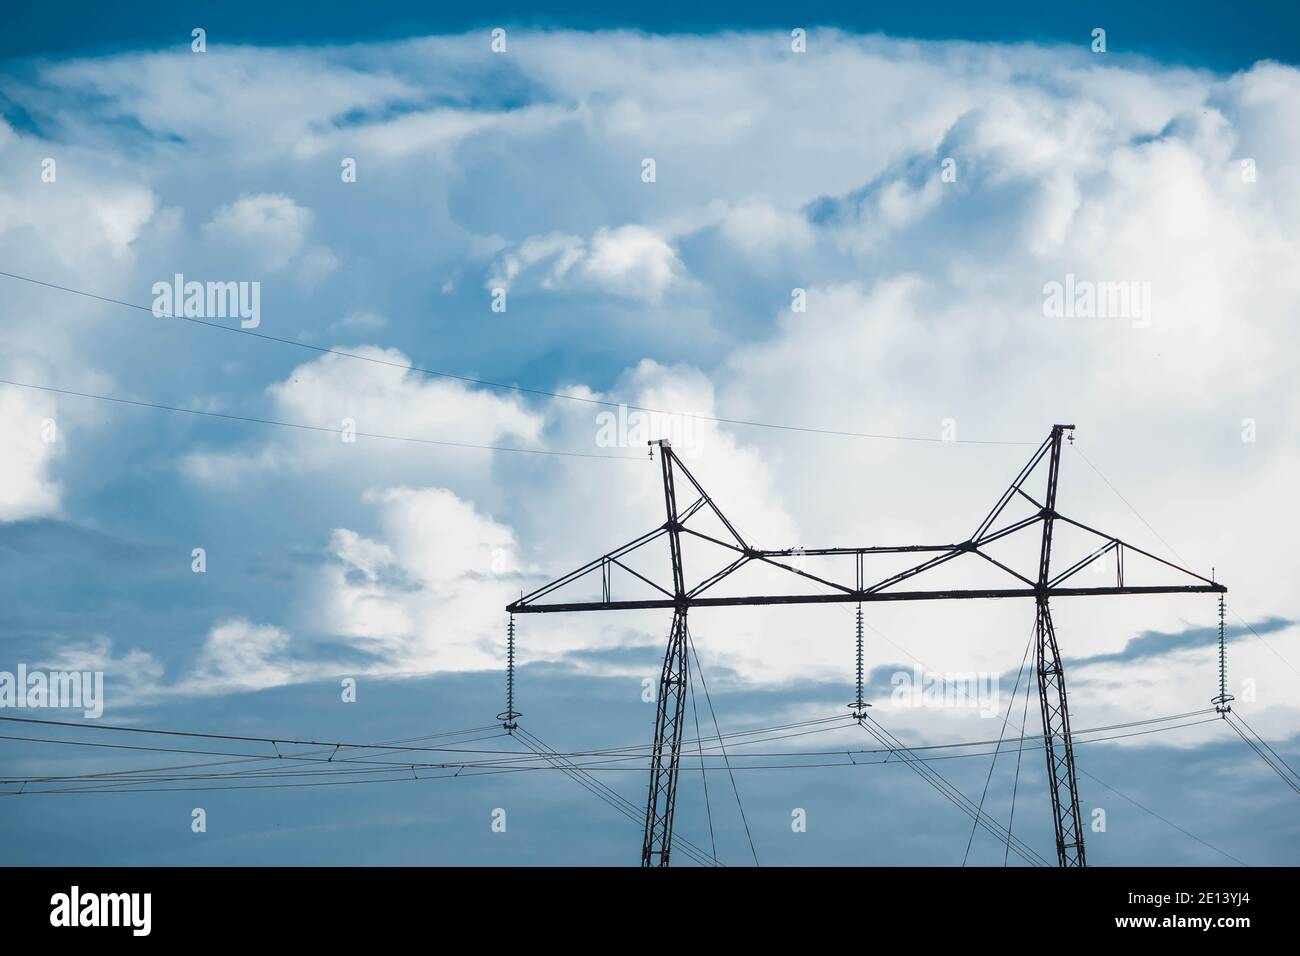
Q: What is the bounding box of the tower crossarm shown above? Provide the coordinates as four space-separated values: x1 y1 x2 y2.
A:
508 582 1224 614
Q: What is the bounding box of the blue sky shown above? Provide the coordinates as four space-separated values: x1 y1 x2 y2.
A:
1 4 1298 865
4 2 1299 69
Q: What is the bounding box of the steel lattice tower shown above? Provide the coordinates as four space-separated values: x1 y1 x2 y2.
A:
507 425 1224 866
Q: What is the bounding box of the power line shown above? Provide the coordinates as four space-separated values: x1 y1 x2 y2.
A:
1004 660 1036 867
1070 441 1300 681
856 713 1052 867
0 714 507 750
1225 607 1300 682
0 704 1238 871
512 725 720 867
686 627 758 866
0 714 1221 791
1223 714 1300 797
0 723 506 790
2 716 1214 789
1076 765 1250 867
1070 443 1187 563
0 712 854 759
0 709 1215 767
963 622 1035 866
686 648 719 862
858 609 1245 866
0 377 646 461
1228 712 1300 783
0 268 1035 446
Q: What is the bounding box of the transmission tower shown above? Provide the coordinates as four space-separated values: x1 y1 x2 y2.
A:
507 425 1224 866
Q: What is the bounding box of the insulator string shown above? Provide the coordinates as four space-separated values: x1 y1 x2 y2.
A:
498 614 522 731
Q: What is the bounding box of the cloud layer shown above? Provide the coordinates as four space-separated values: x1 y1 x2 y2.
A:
0 31 1296 747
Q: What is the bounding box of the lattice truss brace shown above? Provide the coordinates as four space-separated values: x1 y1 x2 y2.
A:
507 425 1225 867
509 427 1220 614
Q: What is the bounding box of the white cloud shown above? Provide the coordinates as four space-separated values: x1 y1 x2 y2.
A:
38 621 330 704
581 226 682 301
34 48 419 162
0 131 157 267
0 30 1296 734
489 225 683 302
180 619 302 695
181 345 542 487
313 486 520 674
0 384 62 521
86 191 160 258
202 192 328 276
37 635 166 705
328 311 389 335
716 200 817 261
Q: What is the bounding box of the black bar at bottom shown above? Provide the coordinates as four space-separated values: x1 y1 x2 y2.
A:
0 865 1283 940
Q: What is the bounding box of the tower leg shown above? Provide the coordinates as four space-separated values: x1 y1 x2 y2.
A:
1035 600 1087 867
641 608 689 867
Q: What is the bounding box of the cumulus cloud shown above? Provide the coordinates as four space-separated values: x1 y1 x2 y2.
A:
181 345 543 486
0 30 1296 732
313 485 520 674
0 384 62 521
0 133 156 266
202 192 335 279
715 200 817 261
28 47 419 162
489 224 683 302
36 635 166 706
179 619 304 695
205 193 310 255
30 621 310 705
